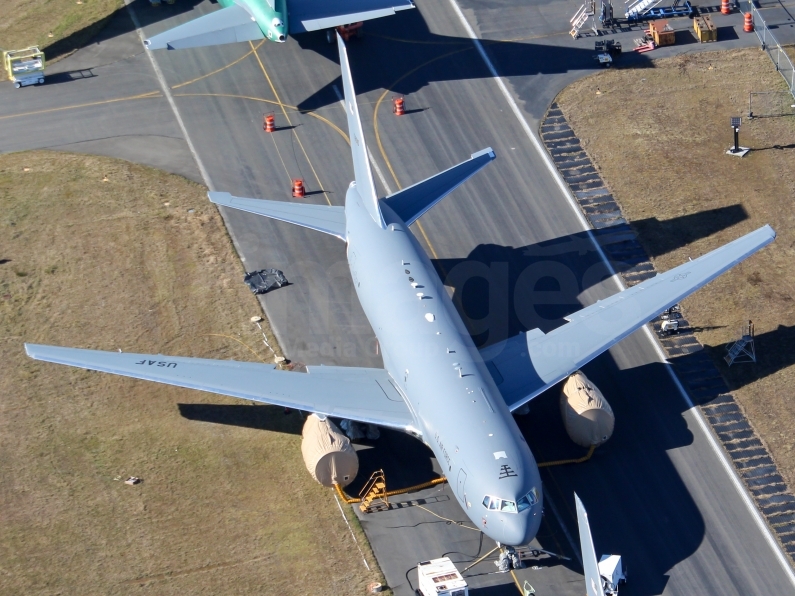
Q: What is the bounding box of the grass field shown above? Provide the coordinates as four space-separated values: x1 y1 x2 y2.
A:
557 48 795 486
0 0 122 69
0 151 385 594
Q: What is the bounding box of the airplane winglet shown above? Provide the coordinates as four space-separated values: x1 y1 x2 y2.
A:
337 32 384 229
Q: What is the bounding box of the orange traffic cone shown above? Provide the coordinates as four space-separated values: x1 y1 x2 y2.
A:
721 0 730 14
263 113 275 133
744 12 754 32
292 179 305 198
392 96 405 116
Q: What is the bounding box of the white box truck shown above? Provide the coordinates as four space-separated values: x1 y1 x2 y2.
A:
416 557 468 596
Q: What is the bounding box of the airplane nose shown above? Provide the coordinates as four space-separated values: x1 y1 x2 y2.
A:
499 508 543 546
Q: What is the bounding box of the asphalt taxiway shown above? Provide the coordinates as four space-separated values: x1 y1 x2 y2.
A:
2 0 794 593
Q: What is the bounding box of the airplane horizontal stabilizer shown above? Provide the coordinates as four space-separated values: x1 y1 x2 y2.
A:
144 4 263 50
209 192 346 240
291 0 414 33
482 225 775 411
24 344 416 430
381 148 495 227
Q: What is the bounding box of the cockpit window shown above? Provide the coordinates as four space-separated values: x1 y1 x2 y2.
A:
483 489 538 514
482 495 517 513
500 499 517 513
517 487 539 512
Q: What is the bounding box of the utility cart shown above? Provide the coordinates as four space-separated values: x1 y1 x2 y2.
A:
3 47 45 88
416 557 468 596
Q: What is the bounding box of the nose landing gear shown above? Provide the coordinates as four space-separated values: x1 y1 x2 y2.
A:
495 545 524 572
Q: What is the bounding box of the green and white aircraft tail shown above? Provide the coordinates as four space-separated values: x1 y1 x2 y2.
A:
144 0 414 50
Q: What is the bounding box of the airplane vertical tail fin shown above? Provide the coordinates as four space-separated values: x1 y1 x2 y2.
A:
337 33 385 228
575 493 606 596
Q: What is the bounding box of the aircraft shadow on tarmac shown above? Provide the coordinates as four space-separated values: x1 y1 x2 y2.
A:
432 204 747 348
293 8 657 111
514 346 710 593
42 0 205 60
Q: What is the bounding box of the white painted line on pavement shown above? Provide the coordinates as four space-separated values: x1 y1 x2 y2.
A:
123 0 215 191
444 0 795 585
123 1 297 359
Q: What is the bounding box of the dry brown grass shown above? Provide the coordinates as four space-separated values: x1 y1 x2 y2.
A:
0 151 385 595
0 0 122 72
557 48 795 487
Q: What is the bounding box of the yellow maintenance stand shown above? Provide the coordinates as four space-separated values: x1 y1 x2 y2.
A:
3 47 45 88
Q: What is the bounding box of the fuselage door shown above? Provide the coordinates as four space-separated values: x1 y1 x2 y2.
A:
456 468 467 503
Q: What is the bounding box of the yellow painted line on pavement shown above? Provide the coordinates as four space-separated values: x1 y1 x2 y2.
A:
372 45 475 261
370 30 564 46
249 41 332 206
171 40 267 89
0 91 162 121
369 33 469 45
509 569 525 595
367 28 570 264
172 92 349 144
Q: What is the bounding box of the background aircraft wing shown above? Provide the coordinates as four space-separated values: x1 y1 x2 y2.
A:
289 0 415 33
144 4 264 50
575 493 607 596
24 345 415 430
482 225 775 411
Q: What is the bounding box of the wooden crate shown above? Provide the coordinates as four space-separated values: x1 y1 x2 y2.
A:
694 14 717 42
650 20 676 46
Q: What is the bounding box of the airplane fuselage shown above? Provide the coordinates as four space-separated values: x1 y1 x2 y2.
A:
345 183 543 546
219 0 288 42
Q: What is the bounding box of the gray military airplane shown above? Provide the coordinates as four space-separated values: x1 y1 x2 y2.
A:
25 34 775 548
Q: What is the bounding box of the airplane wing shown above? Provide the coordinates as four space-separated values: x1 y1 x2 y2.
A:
144 4 264 50
24 345 415 431
481 225 775 411
289 0 415 33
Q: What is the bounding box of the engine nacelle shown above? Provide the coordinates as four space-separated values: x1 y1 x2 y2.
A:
301 414 359 487
560 371 615 447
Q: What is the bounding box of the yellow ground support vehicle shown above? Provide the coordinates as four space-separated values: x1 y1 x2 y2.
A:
3 47 45 88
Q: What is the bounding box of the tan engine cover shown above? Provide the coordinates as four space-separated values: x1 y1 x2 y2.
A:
560 371 615 447
301 414 359 487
